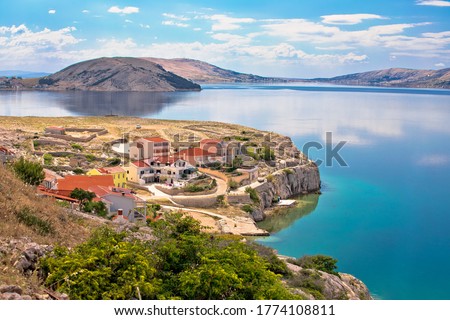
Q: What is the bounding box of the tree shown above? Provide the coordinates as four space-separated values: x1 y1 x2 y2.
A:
41 213 300 300
12 157 45 185
70 188 95 205
83 201 108 217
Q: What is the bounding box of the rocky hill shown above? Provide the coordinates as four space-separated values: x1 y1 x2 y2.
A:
38 57 201 92
314 68 450 89
144 57 286 83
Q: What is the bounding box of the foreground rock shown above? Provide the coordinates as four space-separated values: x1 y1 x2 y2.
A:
286 262 372 300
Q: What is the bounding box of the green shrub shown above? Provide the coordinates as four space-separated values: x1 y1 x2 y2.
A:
266 174 274 182
216 195 227 207
242 204 253 213
73 168 84 175
228 180 239 190
283 168 295 175
85 154 96 162
184 184 204 193
12 157 45 186
43 153 53 165
83 201 108 217
16 207 54 236
71 143 83 151
245 187 260 204
70 188 95 204
40 214 300 300
289 255 339 276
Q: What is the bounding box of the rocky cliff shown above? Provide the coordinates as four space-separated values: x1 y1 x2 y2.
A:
285 262 372 300
251 163 321 221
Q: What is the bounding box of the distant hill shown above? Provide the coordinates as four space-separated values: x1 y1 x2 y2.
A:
38 57 201 92
313 68 450 89
144 57 287 83
0 70 50 78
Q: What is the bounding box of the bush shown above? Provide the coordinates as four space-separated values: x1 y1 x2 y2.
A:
12 157 45 186
107 158 121 166
71 143 83 151
184 184 205 193
83 201 108 217
266 174 274 182
73 168 84 175
245 187 260 204
228 180 239 190
16 207 54 236
283 168 295 175
43 153 53 165
85 154 96 162
216 195 227 207
40 214 300 300
288 255 339 276
242 204 253 213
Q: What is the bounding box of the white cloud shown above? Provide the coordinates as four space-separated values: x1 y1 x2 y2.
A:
417 155 450 166
82 10 89 14
48 9 56 15
162 13 190 21
435 62 445 67
0 24 81 71
193 27 202 31
139 24 150 29
416 0 450 6
125 19 133 24
321 14 386 25
107 6 139 14
162 21 190 28
208 14 255 31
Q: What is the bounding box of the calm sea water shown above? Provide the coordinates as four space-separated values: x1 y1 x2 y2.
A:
1 84 450 299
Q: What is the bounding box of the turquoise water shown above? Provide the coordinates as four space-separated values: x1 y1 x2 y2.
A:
1 84 449 299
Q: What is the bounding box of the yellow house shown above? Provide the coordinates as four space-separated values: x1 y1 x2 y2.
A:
87 166 127 188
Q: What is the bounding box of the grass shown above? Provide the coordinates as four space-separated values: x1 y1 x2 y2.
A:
16 208 55 236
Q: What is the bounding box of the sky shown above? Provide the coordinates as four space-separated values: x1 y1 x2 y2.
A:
0 0 449 77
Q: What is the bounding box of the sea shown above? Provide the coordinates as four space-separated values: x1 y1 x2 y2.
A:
1 83 449 299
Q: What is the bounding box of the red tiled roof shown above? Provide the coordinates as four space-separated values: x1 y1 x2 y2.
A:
36 189 78 202
56 175 114 192
97 166 126 174
174 147 216 157
200 139 222 145
132 160 150 168
143 137 169 143
88 185 139 200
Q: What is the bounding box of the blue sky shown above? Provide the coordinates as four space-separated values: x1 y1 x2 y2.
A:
0 0 449 77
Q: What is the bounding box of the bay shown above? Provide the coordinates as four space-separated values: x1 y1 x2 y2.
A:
1 84 449 299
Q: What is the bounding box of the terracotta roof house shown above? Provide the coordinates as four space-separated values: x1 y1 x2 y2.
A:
87 166 127 188
54 175 115 197
126 157 195 185
174 147 224 166
88 185 146 221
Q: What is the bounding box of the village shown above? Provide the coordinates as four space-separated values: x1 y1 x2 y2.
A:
0 117 310 236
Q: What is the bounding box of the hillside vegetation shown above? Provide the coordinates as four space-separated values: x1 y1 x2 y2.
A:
0 164 96 245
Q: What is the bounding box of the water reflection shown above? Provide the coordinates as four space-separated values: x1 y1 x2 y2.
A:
0 90 188 117
257 194 320 234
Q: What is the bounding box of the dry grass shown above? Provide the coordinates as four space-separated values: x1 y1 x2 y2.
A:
0 164 99 246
